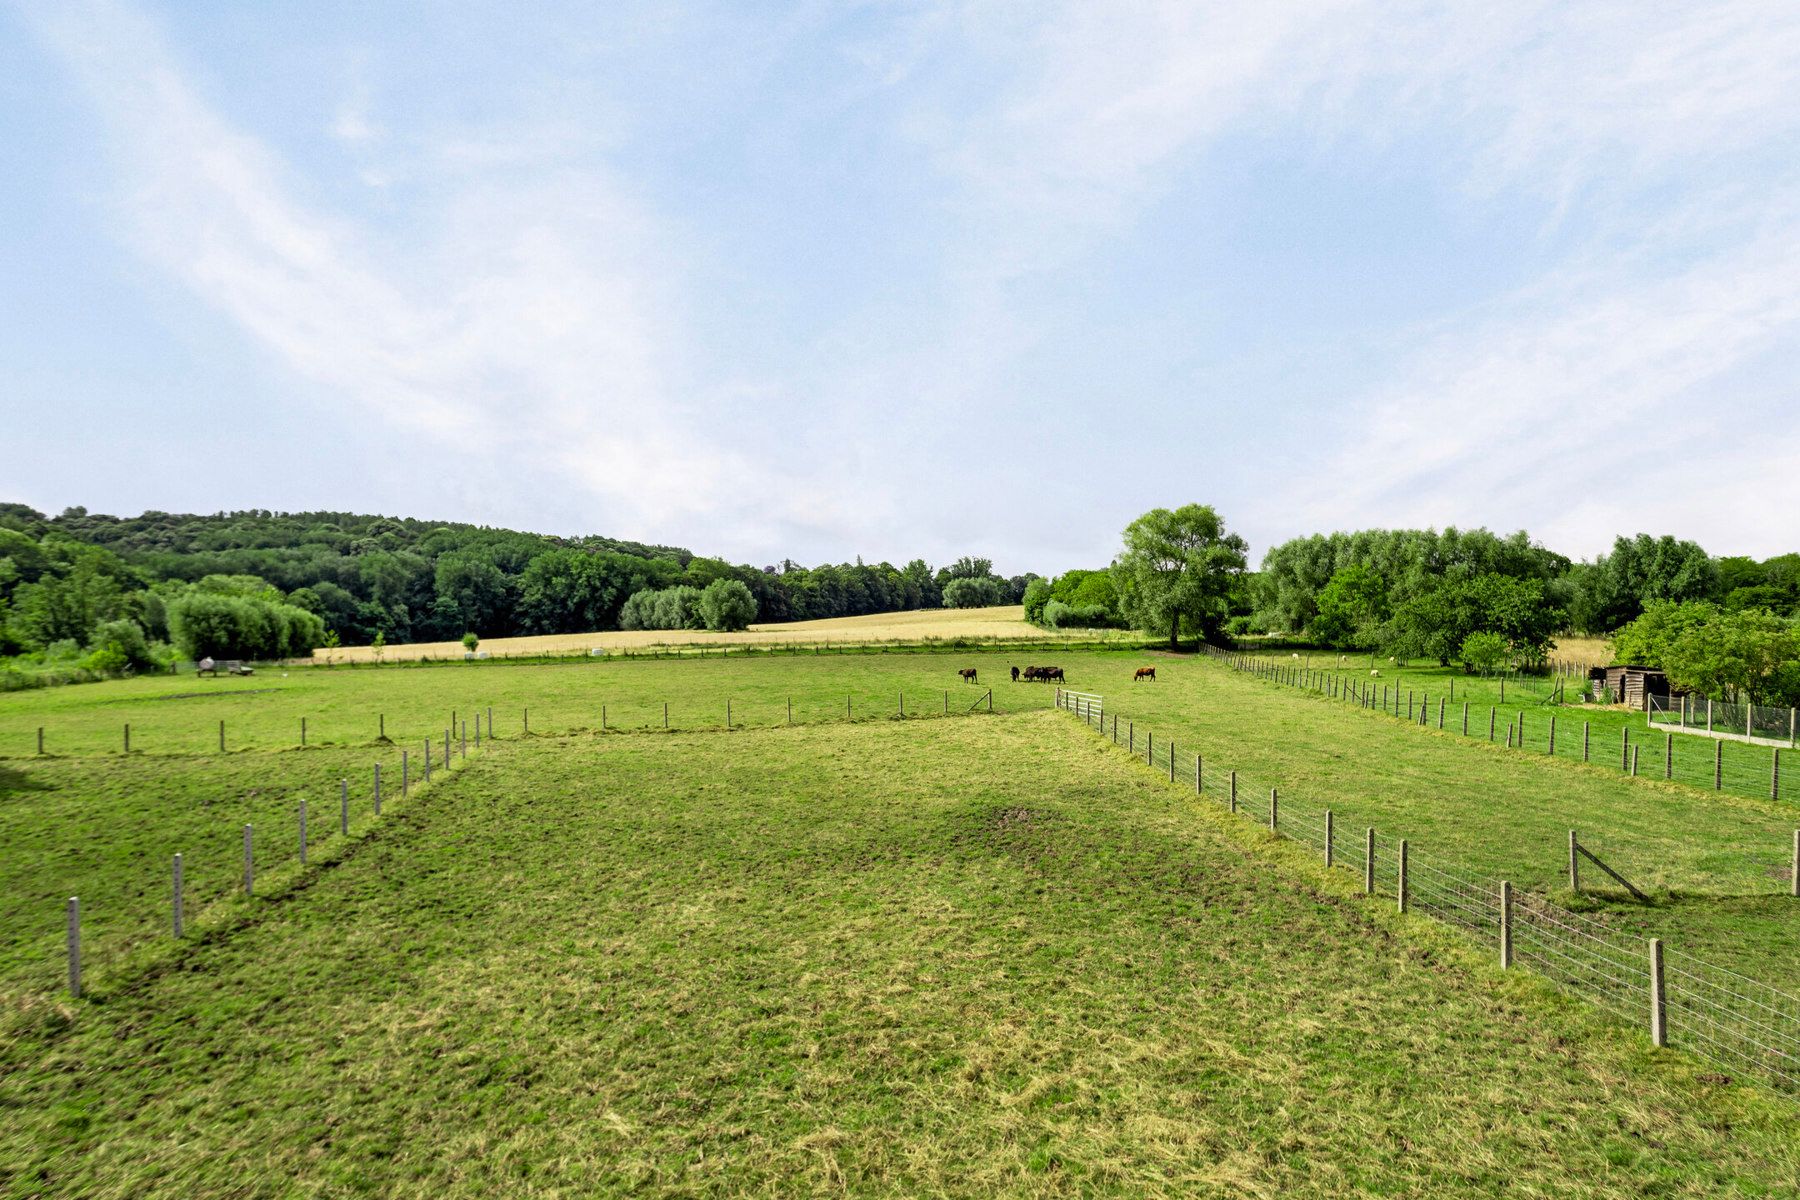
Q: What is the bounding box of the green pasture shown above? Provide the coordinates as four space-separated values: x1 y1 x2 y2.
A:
1091 655 1800 990
1232 650 1793 801
4 647 1799 996
0 649 1071 758
4 714 1797 1198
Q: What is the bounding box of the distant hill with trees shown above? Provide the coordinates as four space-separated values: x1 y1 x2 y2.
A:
0 503 1031 685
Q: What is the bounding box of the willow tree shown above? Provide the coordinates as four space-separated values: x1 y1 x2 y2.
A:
1114 504 1248 650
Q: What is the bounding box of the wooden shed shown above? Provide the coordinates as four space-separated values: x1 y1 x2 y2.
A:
1591 664 1682 710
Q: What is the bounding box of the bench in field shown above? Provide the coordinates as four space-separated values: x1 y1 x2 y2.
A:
196 658 254 677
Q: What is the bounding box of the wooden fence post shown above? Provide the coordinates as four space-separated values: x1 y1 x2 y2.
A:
1364 828 1375 895
1631 745 1639 776
173 854 184 937
1229 771 1237 813
1324 810 1333 867
1568 830 1579 893
1791 829 1798 898
1489 707 1496 741
301 717 307 747
1665 732 1673 780
1772 747 1781 801
1650 938 1667 1048
219 720 225 753
1269 788 1278 832
1548 715 1556 756
1462 702 1469 735
1195 755 1202 795
1584 721 1590 762
1397 840 1409 912
1169 740 1176 783
1438 697 1445 729
123 723 130 754
37 727 44 755
380 713 385 740
1500 880 1513 969
67 897 80 998
1621 728 1629 771
1715 740 1723 791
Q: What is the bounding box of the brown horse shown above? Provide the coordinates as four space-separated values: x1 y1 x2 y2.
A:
1134 666 1156 682
958 667 978 683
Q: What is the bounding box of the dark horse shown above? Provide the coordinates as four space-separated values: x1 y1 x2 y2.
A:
1010 666 1020 682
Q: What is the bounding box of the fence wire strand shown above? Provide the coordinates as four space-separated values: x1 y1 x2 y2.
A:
1055 685 1800 1093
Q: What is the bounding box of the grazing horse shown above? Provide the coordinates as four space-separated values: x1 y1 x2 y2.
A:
1010 666 1020 682
958 667 978 683
1134 666 1156 682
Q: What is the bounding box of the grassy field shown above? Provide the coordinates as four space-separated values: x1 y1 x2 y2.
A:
5 713 1799 1197
1087 653 1800 992
1227 650 1794 801
312 604 1135 664
4 647 1799 994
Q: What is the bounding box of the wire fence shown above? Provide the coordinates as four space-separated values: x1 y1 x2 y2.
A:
1649 693 1800 746
1056 686 1800 1092
1208 647 1794 804
27 688 1019 1001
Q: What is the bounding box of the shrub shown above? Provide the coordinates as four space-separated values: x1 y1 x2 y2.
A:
619 589 659 631
167 592 325 660
86 618 156 674
699 579 757 632
1458 630 1509 675
942 577 1007 608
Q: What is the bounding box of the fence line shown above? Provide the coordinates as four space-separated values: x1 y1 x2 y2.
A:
1207 646 1794 805
36 687 1025 999
1648 693 1799 747
1055 686 1800 1092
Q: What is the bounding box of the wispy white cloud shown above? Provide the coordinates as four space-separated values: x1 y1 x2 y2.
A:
15 0 813 545
888 0 1800 557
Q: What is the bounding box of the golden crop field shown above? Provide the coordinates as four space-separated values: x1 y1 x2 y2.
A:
1550 635 1614 668
311 605 1133 664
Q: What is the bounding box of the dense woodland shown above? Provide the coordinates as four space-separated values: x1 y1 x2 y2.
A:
0 504 1031 683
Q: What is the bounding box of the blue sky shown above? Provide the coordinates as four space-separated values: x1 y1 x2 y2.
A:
4 1 1798 575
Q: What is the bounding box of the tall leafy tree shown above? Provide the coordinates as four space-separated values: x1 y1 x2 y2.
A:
1114 505 1248 650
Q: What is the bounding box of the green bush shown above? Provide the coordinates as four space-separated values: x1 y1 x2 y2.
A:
942 577 1007 608
1042 600 1114 630
166 592 326 660
85 618 156 674
699 579 757 632
1022 578 1052 625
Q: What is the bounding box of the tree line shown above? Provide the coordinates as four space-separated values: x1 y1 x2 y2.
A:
1022 517 1797 683
0 504 1032 682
